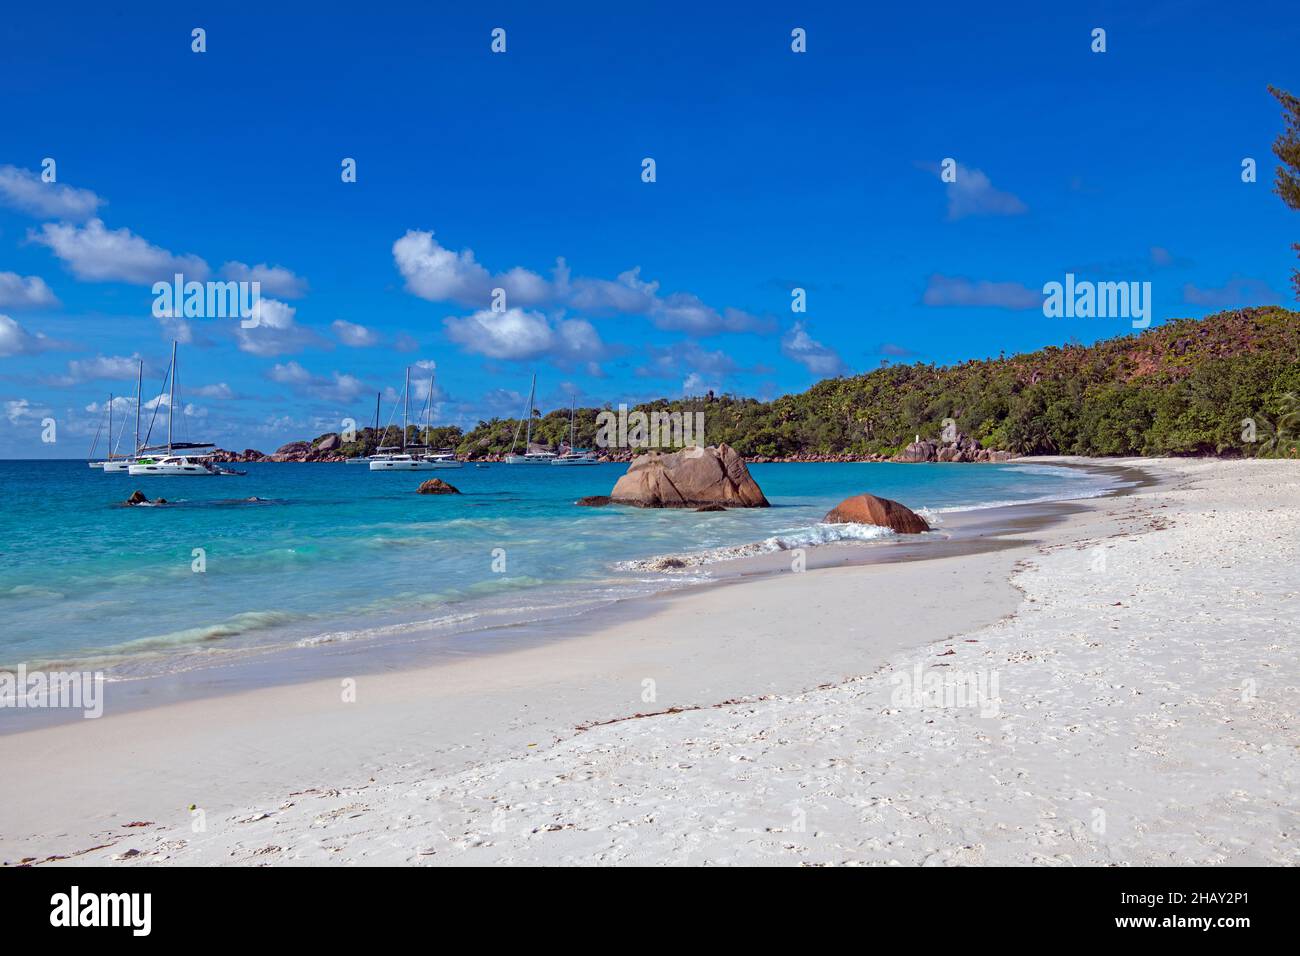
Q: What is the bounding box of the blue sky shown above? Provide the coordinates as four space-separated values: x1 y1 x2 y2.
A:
2 0 1297 456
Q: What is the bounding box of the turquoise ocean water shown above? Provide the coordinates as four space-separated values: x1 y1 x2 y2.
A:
0 460 1119 678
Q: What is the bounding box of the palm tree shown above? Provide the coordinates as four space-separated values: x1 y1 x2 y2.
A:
1255 392 1300 457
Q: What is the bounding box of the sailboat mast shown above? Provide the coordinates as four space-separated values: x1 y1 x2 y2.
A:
134 360 142 456
107 392 114 460
402 367 409 451
427 372 435 446
525 374 536 447
570 395 576 449
167 340 177 453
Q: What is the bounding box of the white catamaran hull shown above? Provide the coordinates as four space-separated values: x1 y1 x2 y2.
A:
504 454 556 464
129 457 221 476
550 456 598 465
369 458 440 471
101 460 133 473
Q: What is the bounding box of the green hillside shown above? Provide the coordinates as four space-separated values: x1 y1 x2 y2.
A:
331 306 1300 461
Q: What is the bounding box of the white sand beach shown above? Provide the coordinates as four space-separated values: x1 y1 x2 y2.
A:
2 457 1296 867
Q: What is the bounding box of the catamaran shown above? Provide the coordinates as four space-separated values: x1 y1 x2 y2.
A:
129 341 241 476
505 374 557 463
551 395 598 465
100 360 144 473
370 367 460 470
86 390 118 469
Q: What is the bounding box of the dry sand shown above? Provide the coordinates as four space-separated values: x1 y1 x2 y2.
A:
1 457 1295 866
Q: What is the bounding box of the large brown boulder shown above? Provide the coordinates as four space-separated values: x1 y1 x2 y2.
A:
270 440 311 462
416 478 460 495
824 494 930 534
314 433 340 453
609 443 769 508
894 440 937 463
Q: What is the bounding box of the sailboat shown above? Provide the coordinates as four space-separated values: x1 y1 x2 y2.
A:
505 374 556 464
86 391 115 469
370 367 450 471
129 342 239 476
418 369 462 468
551 395 598 465
101 361 143 473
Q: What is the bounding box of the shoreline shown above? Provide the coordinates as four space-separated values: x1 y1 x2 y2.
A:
0 456 1199 866
0 459 1142 734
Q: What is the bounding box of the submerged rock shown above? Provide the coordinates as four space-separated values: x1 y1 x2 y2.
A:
609 444 769 508
644 556 687 570
823 493 930 534
575 495 611 507
125 490 149 506
694 504 726 512
416 478 461 495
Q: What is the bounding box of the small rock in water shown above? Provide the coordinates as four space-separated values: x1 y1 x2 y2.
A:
125 490 149 506
646 556 687 571
416 478 461 495
694 504 726 512
575 495 611 507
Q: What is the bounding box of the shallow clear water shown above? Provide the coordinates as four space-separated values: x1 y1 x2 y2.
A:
0 459 1118 677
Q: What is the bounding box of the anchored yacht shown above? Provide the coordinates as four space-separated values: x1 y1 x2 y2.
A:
371 367 461 470
128 342 241 476
505 374 557 463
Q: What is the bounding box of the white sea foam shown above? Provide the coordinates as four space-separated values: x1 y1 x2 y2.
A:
616 522 896 570
113 610 300 652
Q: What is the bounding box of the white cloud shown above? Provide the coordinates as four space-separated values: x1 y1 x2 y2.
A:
0 165 103 221
637 341 739 380
47 353 142 386
332 319 379 347
566 265 659 313
221 261 308 298
0 314 58 357
155 313 195 345
85 394 139 416
682 372 719 396
29 218 209 284
269 361 312 385
921 274 1040 310
393 230 497 306
650 291 770 335
269 361 367 402
442 307 605 363
945 166 1027 220
781 321 847 376
235 298 320 356
192 382 234 399
395 232 769 336
5 398 52 425
0 272 60 308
